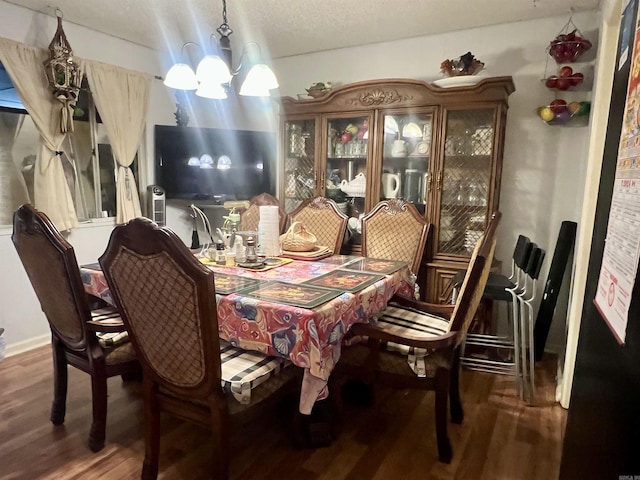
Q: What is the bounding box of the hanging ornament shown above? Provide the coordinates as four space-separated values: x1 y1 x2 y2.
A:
43 10 82 133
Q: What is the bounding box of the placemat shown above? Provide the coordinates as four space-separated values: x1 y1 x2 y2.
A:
200 256 293 271
240 281 342 309
343 258 408 275
302 269 384 293
317 255 361 266
213 273 262 295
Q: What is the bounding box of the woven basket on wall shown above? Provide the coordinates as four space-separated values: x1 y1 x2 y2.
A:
280 221 317 252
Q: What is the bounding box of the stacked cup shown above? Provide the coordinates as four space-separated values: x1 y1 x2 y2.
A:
258 206 281 257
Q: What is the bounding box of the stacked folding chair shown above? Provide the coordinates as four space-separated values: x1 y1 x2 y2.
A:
456 235 547 403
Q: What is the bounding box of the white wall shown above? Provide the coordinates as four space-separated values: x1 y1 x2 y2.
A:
0 0 600 356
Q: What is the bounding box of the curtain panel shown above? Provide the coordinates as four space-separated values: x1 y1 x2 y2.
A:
0 37 78 231
0 111 30 224
84 60 151 224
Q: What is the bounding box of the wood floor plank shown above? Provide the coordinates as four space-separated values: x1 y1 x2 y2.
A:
0 346 566 480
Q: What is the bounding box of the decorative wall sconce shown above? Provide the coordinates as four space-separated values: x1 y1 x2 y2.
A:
43 9 82 133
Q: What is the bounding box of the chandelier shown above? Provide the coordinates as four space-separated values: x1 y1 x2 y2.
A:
163 0 278 99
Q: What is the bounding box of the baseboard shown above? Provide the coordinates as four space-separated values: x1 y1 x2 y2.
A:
5 334 50 358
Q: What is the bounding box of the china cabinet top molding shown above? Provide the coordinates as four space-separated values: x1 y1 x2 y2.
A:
279 77 515 114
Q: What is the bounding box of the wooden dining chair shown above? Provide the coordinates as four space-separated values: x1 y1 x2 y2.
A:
240 192 287 233
361 199 430 275
336 211 500 463
11 204 140 452
99 217 300 480
287 196 349 254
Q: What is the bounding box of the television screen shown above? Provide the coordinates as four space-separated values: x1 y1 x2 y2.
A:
155 125 275 201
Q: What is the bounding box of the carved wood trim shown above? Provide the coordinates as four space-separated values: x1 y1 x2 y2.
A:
279 77 515 115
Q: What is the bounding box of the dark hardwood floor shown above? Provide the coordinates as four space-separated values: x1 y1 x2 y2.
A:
0 345 566 479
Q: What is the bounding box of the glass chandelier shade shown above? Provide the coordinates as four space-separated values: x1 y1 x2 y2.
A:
196 81 227 99
195 55 232 84
238 63 279 96
164 63 199 90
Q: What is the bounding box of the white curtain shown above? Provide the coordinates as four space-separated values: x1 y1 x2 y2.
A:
0 112 30 224
84 60 151 224
0 37 78 231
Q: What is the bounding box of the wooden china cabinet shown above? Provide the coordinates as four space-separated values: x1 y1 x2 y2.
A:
278 77 515 303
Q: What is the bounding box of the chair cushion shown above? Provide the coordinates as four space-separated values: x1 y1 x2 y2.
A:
377 303 450 342
91 307 130 348
220 340 291 404
104 342 137 365
372 303 450 376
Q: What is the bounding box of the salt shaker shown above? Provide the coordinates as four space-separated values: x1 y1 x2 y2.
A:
245 237 258 263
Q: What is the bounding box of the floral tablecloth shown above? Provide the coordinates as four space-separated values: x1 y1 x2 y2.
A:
81 256 414 414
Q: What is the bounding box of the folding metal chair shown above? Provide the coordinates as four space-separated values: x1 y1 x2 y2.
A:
515 245 545 404
457 235 532 390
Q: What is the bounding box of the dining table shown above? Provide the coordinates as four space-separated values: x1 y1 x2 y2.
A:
80 253 414 415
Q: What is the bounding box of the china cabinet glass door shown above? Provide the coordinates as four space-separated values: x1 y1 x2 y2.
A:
283 118 316 212
325 114 371 219
439 108 495 256
380 111 434 216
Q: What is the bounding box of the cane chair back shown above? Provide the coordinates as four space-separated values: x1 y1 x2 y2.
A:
240 193 287 233
11 204 139 452
99 217 298 480
288 197 348 254
338 212 500 464
361 199 430 275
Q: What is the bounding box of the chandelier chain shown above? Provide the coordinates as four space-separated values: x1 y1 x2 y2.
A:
217 0 232 39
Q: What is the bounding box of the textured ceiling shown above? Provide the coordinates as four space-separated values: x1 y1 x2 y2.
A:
5 0 600 59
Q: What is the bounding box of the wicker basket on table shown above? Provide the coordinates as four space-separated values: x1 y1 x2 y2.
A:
280 222 317 252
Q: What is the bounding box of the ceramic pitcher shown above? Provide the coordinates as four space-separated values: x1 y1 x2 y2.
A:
391 139 408 157
382 173 401 198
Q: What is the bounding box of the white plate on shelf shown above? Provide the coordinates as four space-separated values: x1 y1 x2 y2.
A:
402 122 422 138
432 75 487 88
384 116 398 135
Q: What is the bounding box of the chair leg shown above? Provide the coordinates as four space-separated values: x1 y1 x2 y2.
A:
50 339 68 426
209 396 230 480
449 353 464 424
435 368 453 463
89 369 108 452
526 301 536 405
519 295 529 402
142 382 160 480
510 293 522 397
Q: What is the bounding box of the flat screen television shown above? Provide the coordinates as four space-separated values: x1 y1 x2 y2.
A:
155 125 276 201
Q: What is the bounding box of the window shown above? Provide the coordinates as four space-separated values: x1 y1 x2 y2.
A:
0 63 138 224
